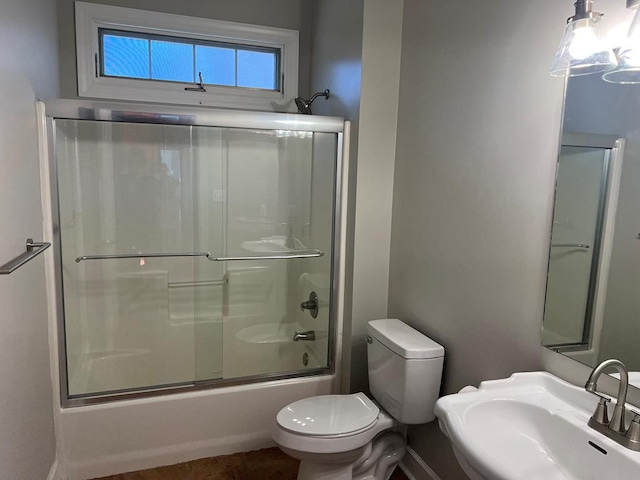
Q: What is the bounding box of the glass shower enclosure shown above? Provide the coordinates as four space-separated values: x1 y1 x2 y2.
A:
44 100 344 405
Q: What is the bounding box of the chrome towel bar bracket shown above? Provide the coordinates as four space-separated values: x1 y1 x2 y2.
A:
0 238 51 275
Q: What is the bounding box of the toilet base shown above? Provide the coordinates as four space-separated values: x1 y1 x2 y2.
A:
285 431 407 480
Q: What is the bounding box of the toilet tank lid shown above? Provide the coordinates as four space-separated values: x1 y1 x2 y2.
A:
367 319 444 359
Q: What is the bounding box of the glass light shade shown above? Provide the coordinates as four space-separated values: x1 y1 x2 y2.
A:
550 17 617 77
602 7 640 83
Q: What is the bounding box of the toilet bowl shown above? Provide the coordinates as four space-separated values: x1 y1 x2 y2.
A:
272 318 445 480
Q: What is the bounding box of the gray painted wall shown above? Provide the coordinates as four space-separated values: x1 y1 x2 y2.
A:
308 0 364 392
390 0 640 477
0 0 59 478
309 0 403 395
349 0 403 394
388 0 567 477
56 0 312 100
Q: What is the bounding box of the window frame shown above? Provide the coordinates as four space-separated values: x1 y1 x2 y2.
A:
75 2 299 111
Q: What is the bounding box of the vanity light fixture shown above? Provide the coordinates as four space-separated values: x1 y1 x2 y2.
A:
603 0 640 83
550 0 618 77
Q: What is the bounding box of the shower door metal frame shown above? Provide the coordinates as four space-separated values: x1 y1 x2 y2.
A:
42 99 347 407
543 133 624 356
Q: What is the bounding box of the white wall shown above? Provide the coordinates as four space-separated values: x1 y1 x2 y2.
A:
388 0 570 477
56 0 313 102
0 0 59 478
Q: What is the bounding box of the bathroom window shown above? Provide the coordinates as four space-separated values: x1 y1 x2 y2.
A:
100 30 280 90
75 2 298 111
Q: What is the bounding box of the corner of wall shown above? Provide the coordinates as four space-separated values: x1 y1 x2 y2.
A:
349 0 404 393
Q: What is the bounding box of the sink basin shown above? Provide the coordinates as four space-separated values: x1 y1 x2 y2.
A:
435 372 640 480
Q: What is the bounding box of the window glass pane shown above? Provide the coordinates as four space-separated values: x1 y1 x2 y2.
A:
237 50 277 90
150 40 194 83
103 35 150 79
196 46 236 86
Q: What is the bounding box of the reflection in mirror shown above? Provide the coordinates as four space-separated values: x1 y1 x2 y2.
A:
543 143 612 348
543 73 640 384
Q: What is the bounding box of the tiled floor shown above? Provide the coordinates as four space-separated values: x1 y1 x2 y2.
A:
94 447 410 480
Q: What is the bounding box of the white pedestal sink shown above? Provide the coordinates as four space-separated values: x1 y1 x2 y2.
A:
435 372 640 480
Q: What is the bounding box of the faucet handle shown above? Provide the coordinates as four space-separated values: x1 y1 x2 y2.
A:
588 393 611 426
588 390 612 403
626 410 640 445
629 408 640 422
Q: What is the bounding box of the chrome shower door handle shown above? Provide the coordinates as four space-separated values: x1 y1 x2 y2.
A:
300 291 319 318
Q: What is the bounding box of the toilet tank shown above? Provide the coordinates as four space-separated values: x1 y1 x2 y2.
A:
367 319 444 424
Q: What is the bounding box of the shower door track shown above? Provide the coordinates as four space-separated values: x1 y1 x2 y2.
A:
41 99 347 407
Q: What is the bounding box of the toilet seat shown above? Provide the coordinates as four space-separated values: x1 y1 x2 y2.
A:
277 393 379 437
273 394 399 455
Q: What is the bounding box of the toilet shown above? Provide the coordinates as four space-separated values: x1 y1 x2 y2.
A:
272 318 444 480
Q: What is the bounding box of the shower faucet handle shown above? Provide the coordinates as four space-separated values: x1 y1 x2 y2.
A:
300 291 319 318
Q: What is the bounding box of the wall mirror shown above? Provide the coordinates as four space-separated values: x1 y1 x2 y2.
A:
543 72 640 386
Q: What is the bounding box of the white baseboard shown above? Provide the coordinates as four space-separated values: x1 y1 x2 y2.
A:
399 446 441 480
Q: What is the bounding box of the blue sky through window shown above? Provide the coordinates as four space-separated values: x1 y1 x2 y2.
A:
151 40 194 83
196 46 235 86
101 29 280 91
103 35 149 79
237 50 277 90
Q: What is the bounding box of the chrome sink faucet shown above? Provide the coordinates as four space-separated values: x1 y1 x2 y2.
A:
586 359 629 433
585 358 640 450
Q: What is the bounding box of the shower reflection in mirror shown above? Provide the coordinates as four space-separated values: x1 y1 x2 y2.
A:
543 135 623 368
540 70 640 373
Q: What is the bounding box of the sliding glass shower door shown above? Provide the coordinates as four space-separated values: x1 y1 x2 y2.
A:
54 118 337 398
